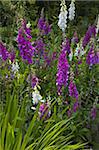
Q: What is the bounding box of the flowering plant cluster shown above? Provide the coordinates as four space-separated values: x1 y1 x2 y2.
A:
0 4 99 149
56 1 99 120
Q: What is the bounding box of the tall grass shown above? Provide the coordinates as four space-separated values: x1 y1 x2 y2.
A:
0 86 86 150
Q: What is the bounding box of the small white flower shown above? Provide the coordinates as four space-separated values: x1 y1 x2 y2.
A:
68 0 75 21
74 43 86 57
79 42 86 56
69 49 73 61
74 43 80 57
74 48 79 57
12 62 19 74
32 89 43 104
80 48 86 56
31 106 36 110
58 0 68 32
26 22 31 28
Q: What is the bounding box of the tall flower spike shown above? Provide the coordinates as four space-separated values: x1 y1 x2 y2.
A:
38 18 51 35
0 41 9 61
17 20 35 64
86 45 99 66
96 14 99 34
62 38 71 54
58 0 68 32
68 0 75 21
82 25 96 48
38 9 51 35
56 48 69 95
69 80 79 100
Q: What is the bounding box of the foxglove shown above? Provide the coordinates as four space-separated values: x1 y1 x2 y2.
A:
69 80 79 100
62 38 71 54
0 41 9 61
68 0 75 21
58 0 68 32
17 20 35 64
82 25 96 48
56 49 69 95
86 45 99 66
96 15 99 34
38 17 51 35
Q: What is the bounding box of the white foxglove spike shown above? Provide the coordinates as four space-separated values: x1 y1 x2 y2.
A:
96 14 99 34
58 0 68 32
68 0 75 21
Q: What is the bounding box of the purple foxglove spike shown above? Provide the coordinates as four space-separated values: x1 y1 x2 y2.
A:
38 17 51 35
17 20 35 64
69 80 79 100
62 38 71 54
56 49 69 95
0 41 9 61
86 45 99 66
82 25 96 48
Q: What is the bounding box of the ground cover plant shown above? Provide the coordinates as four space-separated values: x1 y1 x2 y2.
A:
0 0 99 149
